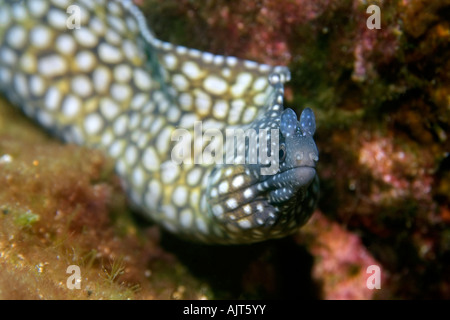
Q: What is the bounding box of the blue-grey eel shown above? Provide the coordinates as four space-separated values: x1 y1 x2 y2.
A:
0 0 319 244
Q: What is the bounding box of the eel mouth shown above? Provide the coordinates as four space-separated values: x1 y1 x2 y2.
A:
261 165 316 205
261 165 316 191
289 166 316 187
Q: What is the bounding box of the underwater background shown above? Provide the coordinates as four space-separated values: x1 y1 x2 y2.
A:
0 0 449 299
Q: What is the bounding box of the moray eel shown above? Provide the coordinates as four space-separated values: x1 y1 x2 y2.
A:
0 0 319 244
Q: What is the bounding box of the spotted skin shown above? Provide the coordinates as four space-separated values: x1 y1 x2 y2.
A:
0 0 319 244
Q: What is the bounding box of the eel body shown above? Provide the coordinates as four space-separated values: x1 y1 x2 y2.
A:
0 0 319 244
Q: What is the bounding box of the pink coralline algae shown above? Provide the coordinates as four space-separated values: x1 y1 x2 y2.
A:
358 134 434 203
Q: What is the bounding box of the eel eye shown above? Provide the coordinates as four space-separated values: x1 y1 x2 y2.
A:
279 143 286 162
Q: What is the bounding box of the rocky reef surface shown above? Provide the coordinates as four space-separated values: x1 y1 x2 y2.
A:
0 0 449 299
